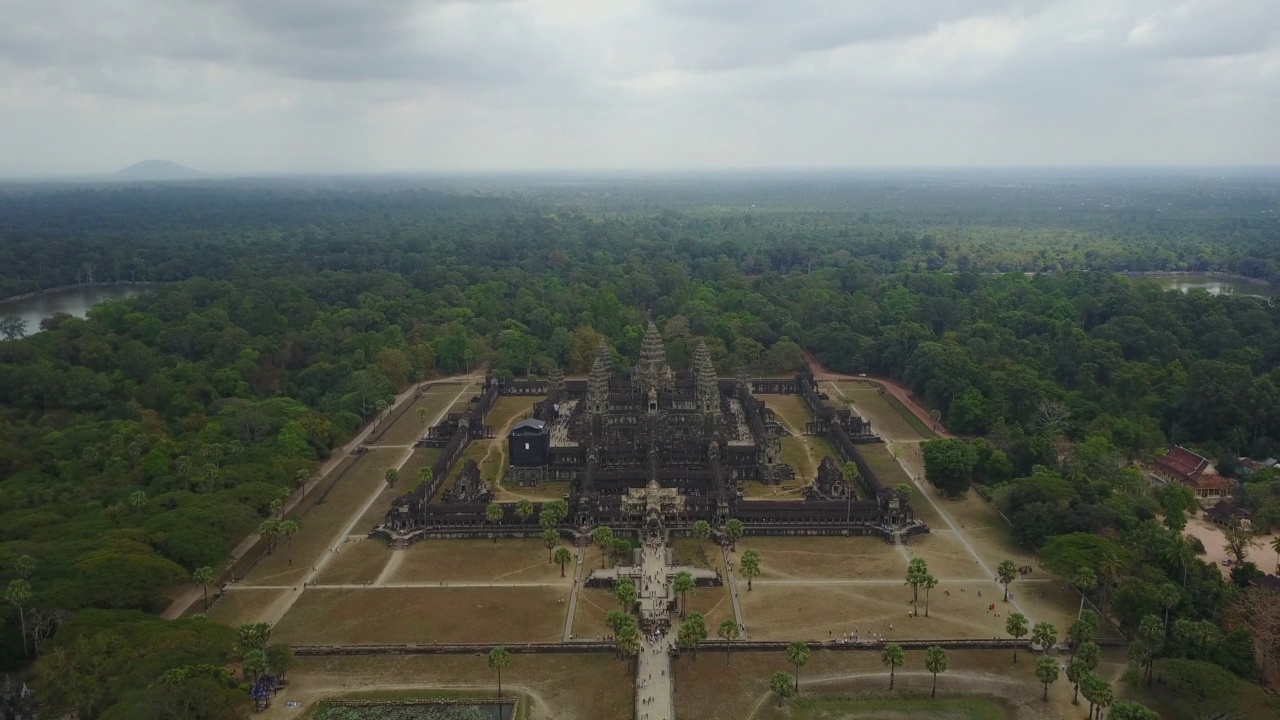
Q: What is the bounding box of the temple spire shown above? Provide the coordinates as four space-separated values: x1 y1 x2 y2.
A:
693 340 720 416
587 339 611 415
634 320 672 394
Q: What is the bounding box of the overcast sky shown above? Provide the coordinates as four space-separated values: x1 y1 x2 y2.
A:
1 0 1277 174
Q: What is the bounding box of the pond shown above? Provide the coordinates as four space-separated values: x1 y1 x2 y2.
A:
1137 273 1277 299
0 284 151 337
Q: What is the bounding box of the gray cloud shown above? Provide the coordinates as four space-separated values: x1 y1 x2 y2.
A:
0 0 1277 174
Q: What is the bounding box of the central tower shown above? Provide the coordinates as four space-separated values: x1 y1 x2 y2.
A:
633 320 673 410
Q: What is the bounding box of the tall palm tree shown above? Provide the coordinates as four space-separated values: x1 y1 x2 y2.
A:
717 619 740 666
129 490 148 512
922 574 937 617
487 646 511 697
725 519 744 550
1161 533 1195 587
485 503 504 542
542 529 559 561
553 547 572 577
1035 655 1059 701
259 519 281 552
997 559 1019 602
593 526 614 568
881 643 906 690
13 555 36 580
692 520 711 542
924 645 948 698
674 571 696 619
617 626 640 672
384 468 399 488
769 671 795 707
5 580 31 656
1006 612 1029 665
193 566 216 612
278 520 299 565
739 550 761 590
615 578 636 611
515 499 534 524
786 641 810 691
416 466 433 492
1158 582 1181 634
269 498 283 519
1031 622 1058 654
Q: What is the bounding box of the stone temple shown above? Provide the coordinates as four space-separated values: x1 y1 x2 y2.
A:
376 321 926 544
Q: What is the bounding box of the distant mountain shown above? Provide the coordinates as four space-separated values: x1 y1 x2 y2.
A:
111 160 203 181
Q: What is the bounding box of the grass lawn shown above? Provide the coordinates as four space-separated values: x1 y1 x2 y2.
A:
385 538 574 584
242 448 403 587
272 586 569 645
315 537 391 585
788 695 1012 719
833 381 937 440
736 536 906 581
763 394 816 432
370 385 477 447
854 442 913 491
314 688 531 720
261 653 632 720
209 588 289 627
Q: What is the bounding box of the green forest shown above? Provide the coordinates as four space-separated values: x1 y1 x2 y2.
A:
1 172 1278 718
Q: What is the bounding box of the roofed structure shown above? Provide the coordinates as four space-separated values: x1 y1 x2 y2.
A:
1154 446 1209 483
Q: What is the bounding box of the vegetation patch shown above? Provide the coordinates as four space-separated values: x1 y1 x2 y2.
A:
788 694 1011 720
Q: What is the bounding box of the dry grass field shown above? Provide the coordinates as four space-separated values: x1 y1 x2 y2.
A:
737 536 906 581
261 653 633 720
209 588 289 627
314 537 391 585
370 384 478 447
831 381 937 440
241 448 403 587
674 648 1093 720
384 538 575 584
272 586 569 645
853 441 914 490
572 587 619 640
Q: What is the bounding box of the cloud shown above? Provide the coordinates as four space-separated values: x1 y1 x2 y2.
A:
0 0 1277 173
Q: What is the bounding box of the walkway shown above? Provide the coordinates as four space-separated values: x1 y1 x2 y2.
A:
722 545 747 639
563 538 586 641
160 374 482 619
636 632 674 720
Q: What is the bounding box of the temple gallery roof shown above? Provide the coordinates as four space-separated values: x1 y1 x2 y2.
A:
511 418 548 433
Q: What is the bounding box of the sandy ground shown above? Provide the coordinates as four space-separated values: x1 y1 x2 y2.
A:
1184 514 1280 577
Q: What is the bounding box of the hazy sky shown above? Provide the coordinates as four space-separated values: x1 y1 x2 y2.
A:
2 0 1278 174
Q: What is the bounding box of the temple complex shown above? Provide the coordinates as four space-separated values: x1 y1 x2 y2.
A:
374 321 926 545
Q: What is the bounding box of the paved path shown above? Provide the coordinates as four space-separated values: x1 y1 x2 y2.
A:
750 578 1052 586
721 545 748 639
563 540 586 641
636 632 674 720
160 374 482 619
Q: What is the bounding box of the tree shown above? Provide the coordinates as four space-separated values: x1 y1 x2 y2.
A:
615 578 636 611
129 490 148 512
243 649 268 682
881 643 906 690
1161 533 1196 587
739 549 761 590
269 498 283 519
542 529 559 561
717 618 740 666
193 566 216 612
383 467 398 488
5 579 31 656
416 466 433 491
786 641 811 691
1031 622 1058 654
1066 658 1088 704
237 622 272 651
259 519 281 552
674 571 696 619
678 612 707 660
725 518 744 549
516 499 534 524
1081 672 1111 720
539 507 558 530
769 670 795 707
1136 614 1163 684
278 520 298 565
1158 581 1181 634
617 626 640 671
1109 701 1159 720
13 555 35 579
487 646 511 697
905 557 928 608
0 315 28 340
1006 612 1029 665
997 559 1018 602
922 574 938 617
1069 610 1098 653
1077 641 1101 674
920 438 977 496
692 520 711 542
553 547 572 577
1035 655 1059 701
1223 525 1258 565
485 502 503 542
1229 587 1280 679
593 526 615 568
924 645 948 698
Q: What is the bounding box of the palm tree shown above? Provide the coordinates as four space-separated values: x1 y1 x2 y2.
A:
1069 610 1098 655
1158 582 1181 633
678 612 707 660
259 519 281 552
725 519 744 550
296 468 311 499
5 580 31 656
487 646 511 697
1035 655 1059 701
1006 612 1029 665
516 499 534 524
786 641 810 692
593 526 614 568
269 498 283 519
717 619 740 666
13 555 36 579
553 547 572 577
924 645 948 698
485 502 504 542
1066 658 1088 704
906 557 927 607
383 467 399 488
922 574 937 617
129 490 148 512
739 550 761 590
193 566 216 611
615 578 636 611
881 643 906 690
1081 672 1107 720
674 571 696 619
997 559 1018 602
278 520 299 565
692 520 711 542
542 529 558 561
1161 533 1195 587
176 455 194 491
769 670 795 707
1031 622 1058 654
617 626 640 672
